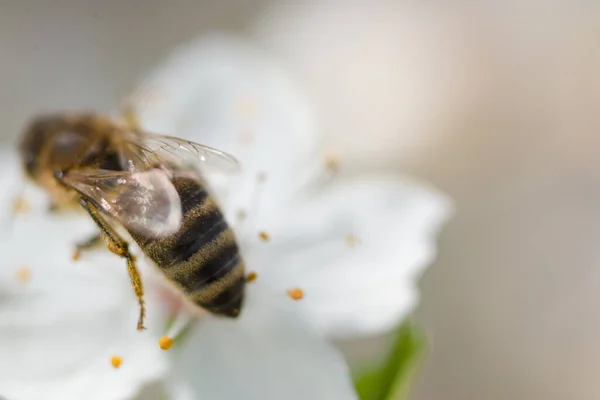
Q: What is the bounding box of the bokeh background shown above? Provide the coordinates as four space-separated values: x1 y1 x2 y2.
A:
2 1 600 399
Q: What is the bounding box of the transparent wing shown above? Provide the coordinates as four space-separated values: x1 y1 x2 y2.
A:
114 131 241 175
61 168 182 237
137 133 241 174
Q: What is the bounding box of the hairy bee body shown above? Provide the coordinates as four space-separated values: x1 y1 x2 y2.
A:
20 114 124 208
19 113 245 319
129 176 245 316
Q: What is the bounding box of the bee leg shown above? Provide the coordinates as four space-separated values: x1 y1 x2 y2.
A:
79 198 146 331
72 234 103 261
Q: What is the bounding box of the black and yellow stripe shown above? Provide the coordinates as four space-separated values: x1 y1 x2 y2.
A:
130 176 245 317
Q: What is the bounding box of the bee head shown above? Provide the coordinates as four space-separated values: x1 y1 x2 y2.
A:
19 114 68 178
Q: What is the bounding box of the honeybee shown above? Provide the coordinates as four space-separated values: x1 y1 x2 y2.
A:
19 111 246 330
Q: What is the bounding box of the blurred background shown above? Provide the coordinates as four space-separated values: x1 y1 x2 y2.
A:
2 1 600 399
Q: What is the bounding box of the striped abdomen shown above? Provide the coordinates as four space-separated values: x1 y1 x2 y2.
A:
129 176 245 317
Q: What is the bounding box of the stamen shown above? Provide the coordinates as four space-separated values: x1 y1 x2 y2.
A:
72 249 81 262
11 196 29 214
246 272 257 282
258 232 270 242
287 288 304 301
158 336 173 351
323 150 340 172
14 266 30 283
159 311 192 350
237 171 267 249
110 356 122 369
345 234 359 247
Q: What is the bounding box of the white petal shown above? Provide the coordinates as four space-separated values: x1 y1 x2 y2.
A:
0 163 168 400
167 292 357 400
246 176 452 338
130 34 320 220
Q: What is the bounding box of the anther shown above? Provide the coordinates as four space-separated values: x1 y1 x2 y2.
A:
323 150 340 172
158 335 174 351
345 234 358 247
11 197 29 214
72 249 81 262
246 272 257 282
258 232 270 242
287 288 304 301
110 356 122 368
14 266 30 283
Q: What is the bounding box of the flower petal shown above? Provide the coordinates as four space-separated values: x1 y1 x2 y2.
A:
0 162 168 400
245 176 452 338
130 34 320 221
167 291 357 400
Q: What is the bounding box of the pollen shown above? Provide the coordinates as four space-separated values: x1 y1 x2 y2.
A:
11 196 29 214
72 249 81 262
14 266 30 283
110 356 122 369
258 231 270 242
158 335 174 351
323 150 340 172
287 288 304 301
345 234 359 247
246 271 257 282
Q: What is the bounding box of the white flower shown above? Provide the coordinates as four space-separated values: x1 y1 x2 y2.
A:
0 35 450 400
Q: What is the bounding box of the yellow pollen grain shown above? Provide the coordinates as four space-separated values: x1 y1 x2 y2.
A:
246 272 257 282
11 197 29 214
287 288 304 301
258 231 270 242
323 150 340 171
158 335 174 351
110 356 122 368
345 234 358 247
14 266 31 283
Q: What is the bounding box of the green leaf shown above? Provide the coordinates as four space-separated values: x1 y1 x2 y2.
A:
353 322 424 400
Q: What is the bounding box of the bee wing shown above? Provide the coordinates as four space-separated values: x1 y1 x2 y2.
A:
61 168 182 237
136 133 241 174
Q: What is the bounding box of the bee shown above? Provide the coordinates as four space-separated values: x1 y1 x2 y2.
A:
19 111 246 330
